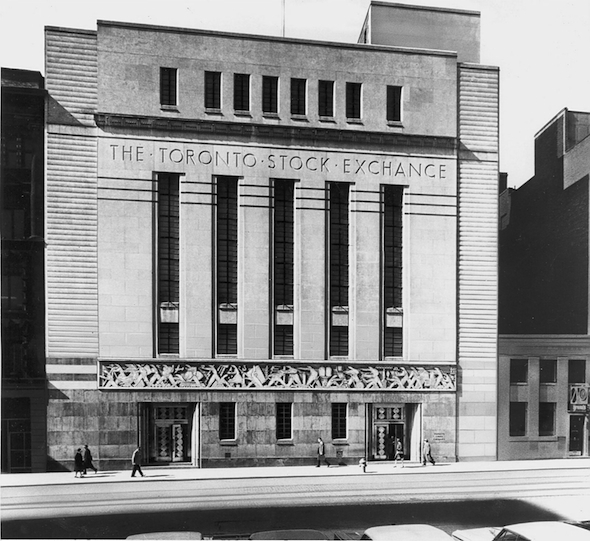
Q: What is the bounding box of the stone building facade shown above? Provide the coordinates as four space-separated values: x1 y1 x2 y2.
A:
44 2 499 470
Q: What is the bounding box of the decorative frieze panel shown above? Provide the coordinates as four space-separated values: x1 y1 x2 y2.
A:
98 361 456 392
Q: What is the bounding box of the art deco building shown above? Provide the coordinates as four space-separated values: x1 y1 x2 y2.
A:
44 2 499 470
499 109 590 459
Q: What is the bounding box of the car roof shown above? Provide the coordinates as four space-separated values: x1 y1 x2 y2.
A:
249 530 330 540
126 532 203 540
502 521 590 540
362 524 452 540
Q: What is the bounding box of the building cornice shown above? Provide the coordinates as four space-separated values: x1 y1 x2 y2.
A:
94 113 457 153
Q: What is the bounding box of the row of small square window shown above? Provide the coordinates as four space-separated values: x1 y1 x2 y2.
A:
219 402 347 441
509 358 586 385
160 67 403 122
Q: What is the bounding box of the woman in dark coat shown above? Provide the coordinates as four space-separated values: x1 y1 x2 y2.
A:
74 448 84 477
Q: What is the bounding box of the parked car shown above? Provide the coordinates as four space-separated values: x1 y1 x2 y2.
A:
452 521 590 541
360 524 452 540
249 530 331 540
126 532 203 540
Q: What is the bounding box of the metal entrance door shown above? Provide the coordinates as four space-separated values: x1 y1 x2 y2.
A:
152 405 190 463
371 405 405 460
569 415 584 455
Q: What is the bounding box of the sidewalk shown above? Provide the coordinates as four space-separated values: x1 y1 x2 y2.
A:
2 457 590 488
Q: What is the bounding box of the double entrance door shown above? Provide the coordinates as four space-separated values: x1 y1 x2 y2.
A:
371 404 406 461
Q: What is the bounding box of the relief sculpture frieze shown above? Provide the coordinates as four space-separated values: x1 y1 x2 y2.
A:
98 361 456 391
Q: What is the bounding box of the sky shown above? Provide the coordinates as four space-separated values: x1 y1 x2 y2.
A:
1 0 588 188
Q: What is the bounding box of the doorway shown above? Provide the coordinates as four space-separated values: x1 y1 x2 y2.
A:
370 404 416 461
569 415 585 455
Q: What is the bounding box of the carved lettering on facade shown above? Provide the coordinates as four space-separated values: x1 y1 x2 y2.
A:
98 362 456 391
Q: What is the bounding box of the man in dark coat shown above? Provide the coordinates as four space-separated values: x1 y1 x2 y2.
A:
74 448 84 478
131 446 145 477
83 444 98 474
316 437 330 467
422 438 436 465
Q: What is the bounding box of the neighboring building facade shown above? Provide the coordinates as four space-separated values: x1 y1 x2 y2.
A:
499 109 590 459
1 68 47 472
44 2 499 470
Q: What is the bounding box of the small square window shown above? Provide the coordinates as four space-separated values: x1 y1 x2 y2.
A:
318 80 334 117
219 402 236 440
540 359 557 384
509 402 527 436
568 359 586 384
160 67 177 107
387 85 402 122
234 73 250 112
510 359 528 384
263 76 279 114
346 82 362 120
331 403 347 440
205 71 222 110
290 78 306 116
276 402 292 440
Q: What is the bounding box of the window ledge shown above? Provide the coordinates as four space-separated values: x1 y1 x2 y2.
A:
277 440 294 446
387 121 404 128
332 440 349 446
160 105 180 113
220 440 238 446
291 115 309 122
263 113 280 119
234 110 252 117
346 118 363 125
205 108 223 116
319 116 336 123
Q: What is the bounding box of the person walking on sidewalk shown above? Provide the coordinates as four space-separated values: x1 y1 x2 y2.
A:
74 448 85 478
422 438 435 466
394 438 404 468
131 446 145 477
83 444 98 474
316 437 330 467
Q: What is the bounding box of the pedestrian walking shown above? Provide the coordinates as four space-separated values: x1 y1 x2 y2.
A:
83 444 98 474
316 437 330 467
394 438 404 468
131 446 145 477
422 438 436 465
74 448 85 478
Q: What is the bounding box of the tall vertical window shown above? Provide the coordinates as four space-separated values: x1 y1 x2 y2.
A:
332 403 347 440
205 71 222 110
568 359 586 383
387 85 403 122
233 73 250 112
346 82 362 120
160 67 177 107
540 359 557 384
216 177 238 355
539 402 556 436
219 402 236 440
510 359 528 384
290 78 306 116
276 403 292 440
157 173 180 355
273 181 294 357
383 185 403 358
509 402 527 436
318 80 334 117
262 76 279 114
328 182 349 357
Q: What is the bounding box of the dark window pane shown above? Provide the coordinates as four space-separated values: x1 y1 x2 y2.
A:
332 403 347 439
160 67 177 106
540 359 557 384
234 73 250 111
346 82 361 119
219 402 236 440
263 76 278 114
318 80 334 117
539 402 555 436
510 359 528 384
387 85 402 122
276 403 292 440
509 402 527 436
290 78 306 116
569 360 586 384
205 71 221 109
